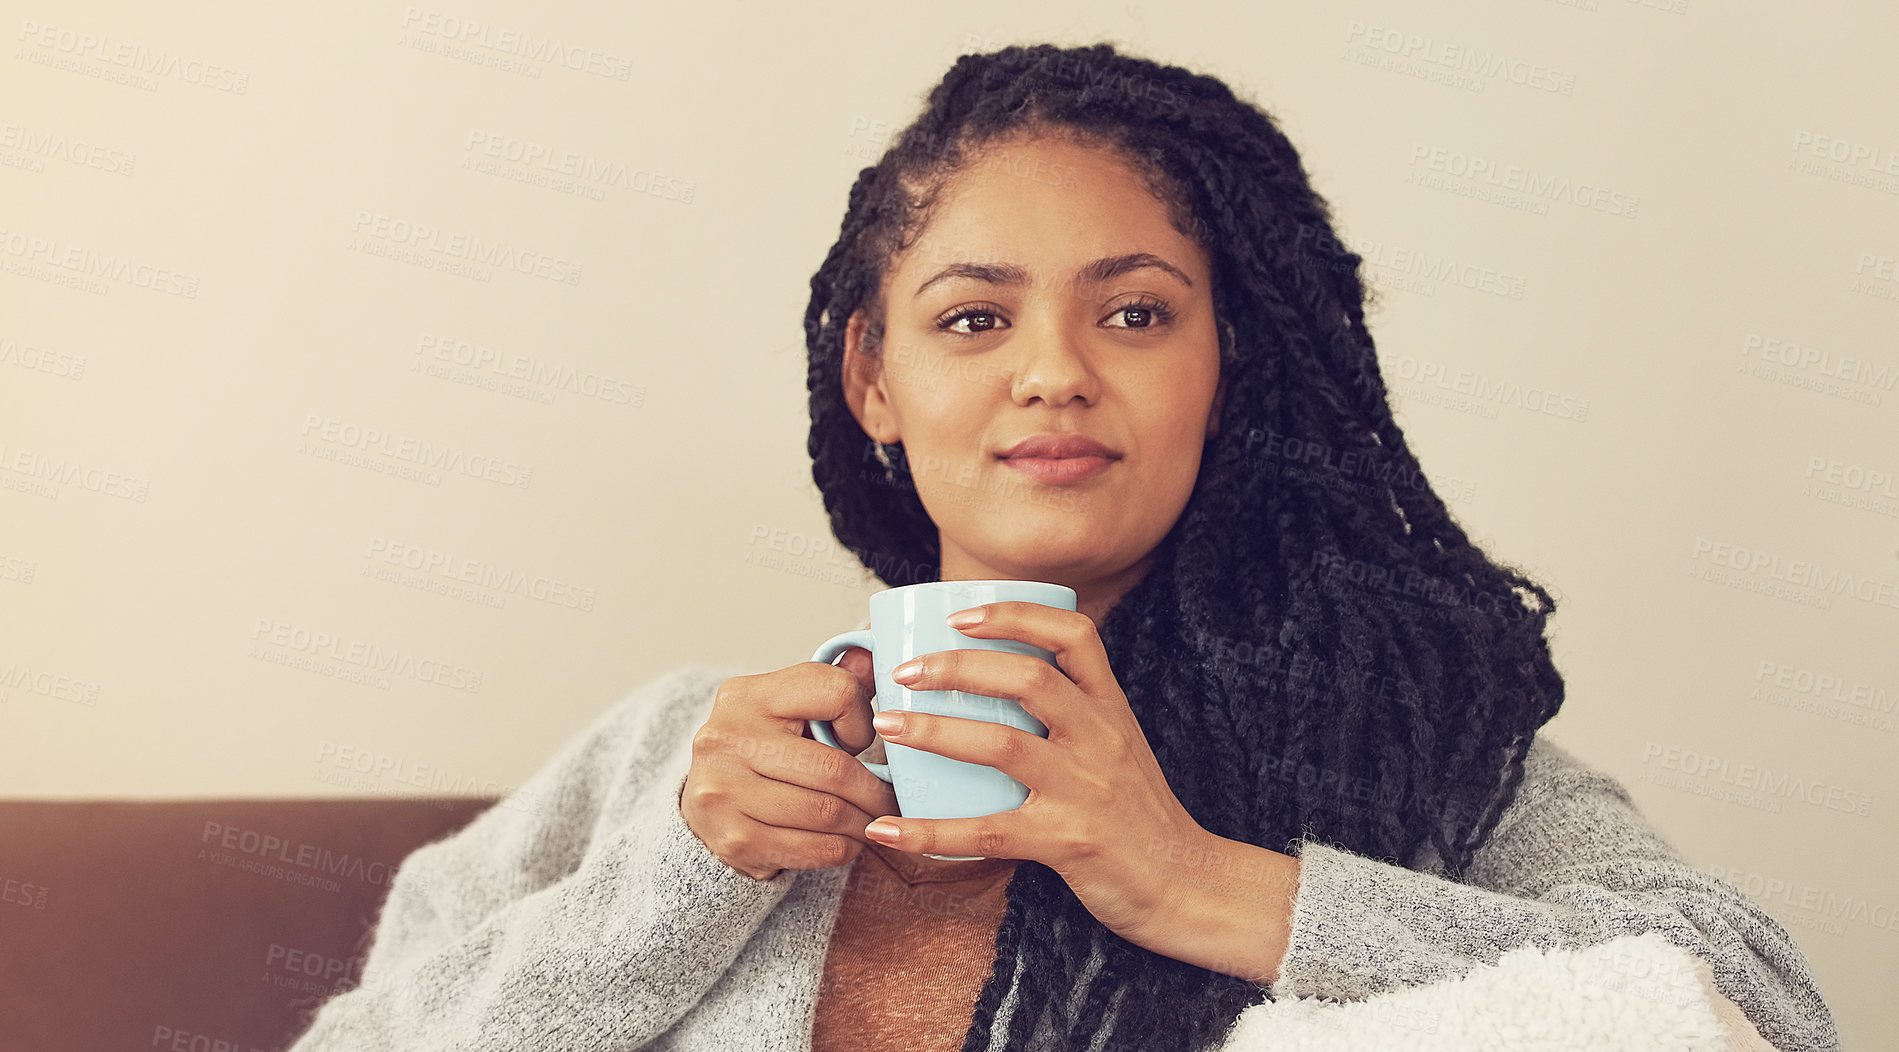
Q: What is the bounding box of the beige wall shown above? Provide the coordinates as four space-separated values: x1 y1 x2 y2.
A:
1 0 1893 1044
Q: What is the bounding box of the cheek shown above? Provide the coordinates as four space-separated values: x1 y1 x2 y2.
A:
1142 394 1212 450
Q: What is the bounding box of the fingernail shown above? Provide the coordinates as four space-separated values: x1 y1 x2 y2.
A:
891 660 921 683
866 819 900 840
872 710 903 735
946 607 984 628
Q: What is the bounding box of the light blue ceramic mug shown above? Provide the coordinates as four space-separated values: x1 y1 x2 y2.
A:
808 579 1077 861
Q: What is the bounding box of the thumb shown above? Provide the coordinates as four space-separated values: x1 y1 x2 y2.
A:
837 646 874 694
830 646 878 752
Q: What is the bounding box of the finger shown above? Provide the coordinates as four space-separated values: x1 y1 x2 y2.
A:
942 601 1115 697
736 776 891 846
866 811 1021 862
782 660 878 753
745 731 901 822
728 816 867 876
837 645 874 692
875 709 1054 790
892 647 1082 737
831 646 877 751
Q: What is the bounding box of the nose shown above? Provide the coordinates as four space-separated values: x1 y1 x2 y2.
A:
1005 311 1101 409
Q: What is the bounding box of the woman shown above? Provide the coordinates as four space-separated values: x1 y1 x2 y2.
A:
288 43 1841 1052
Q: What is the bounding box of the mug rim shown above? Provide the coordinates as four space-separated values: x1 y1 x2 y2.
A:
871 579 1076 603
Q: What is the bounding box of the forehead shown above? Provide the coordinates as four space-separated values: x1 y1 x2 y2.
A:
893 134 1207 288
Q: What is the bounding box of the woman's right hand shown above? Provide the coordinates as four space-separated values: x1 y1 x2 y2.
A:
682 647 902 880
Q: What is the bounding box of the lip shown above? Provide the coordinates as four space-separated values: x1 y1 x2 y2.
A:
1002 455 1116 484
996 434 1120 460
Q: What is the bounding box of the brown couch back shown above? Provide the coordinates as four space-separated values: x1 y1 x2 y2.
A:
0 797 497 1052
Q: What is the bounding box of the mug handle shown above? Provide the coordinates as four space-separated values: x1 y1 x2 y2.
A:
808 630 892 784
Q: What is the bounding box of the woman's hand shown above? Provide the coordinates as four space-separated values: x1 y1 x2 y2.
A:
682 650 902 881
859 601 1255 955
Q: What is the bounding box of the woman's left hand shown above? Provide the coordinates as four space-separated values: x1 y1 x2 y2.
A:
862 600 1208 949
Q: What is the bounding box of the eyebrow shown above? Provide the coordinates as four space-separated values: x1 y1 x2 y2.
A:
912 252 1195 298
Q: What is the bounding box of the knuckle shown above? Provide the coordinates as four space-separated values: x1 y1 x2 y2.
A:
1029 660 1060 692
811 746 850 785
975 826 1009 858
1057 825 1096 862
808 793 845 829
799 835 850 870
989 724 1026 763
713 674 749 709
684 779 722 813
828 666 863 706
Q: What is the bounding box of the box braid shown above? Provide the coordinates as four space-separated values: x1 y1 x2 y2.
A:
800 42 1565 1052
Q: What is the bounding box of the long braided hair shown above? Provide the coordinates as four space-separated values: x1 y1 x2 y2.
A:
802 42 1565 1052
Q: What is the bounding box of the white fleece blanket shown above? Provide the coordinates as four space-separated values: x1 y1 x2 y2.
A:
1221 932 1768 1051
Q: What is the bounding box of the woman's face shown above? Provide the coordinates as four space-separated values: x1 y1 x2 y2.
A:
842 131 1225 616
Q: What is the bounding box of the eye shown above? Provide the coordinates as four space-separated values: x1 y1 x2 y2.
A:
935 303 1010 338
1104 296 1177 330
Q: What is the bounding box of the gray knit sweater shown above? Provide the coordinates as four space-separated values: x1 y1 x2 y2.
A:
286 663 1843 1051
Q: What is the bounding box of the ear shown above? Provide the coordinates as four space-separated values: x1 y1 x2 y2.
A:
1205 366 1227 441
842 309 900 444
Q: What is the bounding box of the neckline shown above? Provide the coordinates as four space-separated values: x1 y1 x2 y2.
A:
860 838 1021 886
